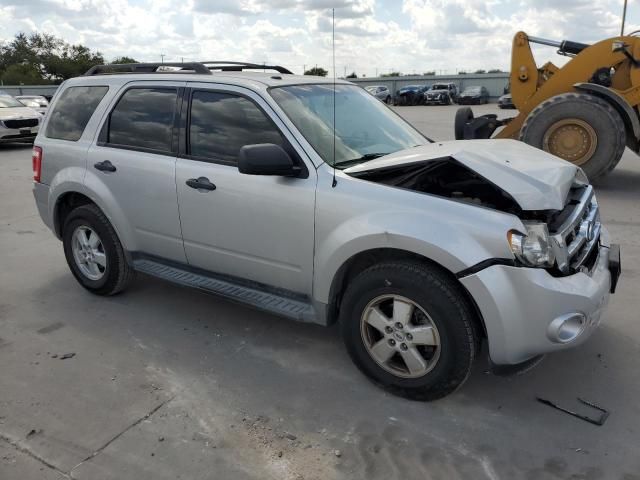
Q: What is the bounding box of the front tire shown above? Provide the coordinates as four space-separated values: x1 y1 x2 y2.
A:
62 204 135 296
339 262 479 401
519 93 625 180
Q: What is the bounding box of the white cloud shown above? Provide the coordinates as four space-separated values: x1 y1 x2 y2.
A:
0 0 635 76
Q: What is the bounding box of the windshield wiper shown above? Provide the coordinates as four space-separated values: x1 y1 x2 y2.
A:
335 153 388 168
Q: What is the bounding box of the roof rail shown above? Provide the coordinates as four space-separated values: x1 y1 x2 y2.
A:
84 62 212 76
201 61 293 74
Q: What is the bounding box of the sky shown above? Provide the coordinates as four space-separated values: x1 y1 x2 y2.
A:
0 0 637 77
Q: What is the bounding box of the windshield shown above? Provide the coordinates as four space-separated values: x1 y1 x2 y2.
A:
270 84 427 167
0 96 25 108
431 85 447 90
463 87 481 94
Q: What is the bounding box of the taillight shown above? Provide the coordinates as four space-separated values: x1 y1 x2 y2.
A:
32 146 43 183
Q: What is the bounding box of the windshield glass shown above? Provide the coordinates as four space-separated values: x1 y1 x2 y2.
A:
0 96 25 108
270 84 427 167
432 85 447 90
463 87 481 94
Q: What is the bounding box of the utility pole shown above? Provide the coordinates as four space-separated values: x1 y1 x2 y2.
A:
160 54 165 64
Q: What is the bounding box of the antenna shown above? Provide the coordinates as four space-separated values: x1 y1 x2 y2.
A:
621 0 628 36
331 8 338 188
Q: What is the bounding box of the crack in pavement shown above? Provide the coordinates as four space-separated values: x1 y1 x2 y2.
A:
0 433 71 479
0 395 175 480
69 394 176 477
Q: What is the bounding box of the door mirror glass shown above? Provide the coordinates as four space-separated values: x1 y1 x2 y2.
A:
238 143 298 176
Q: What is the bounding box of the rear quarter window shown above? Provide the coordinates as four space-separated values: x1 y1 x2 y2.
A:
45 86 109 141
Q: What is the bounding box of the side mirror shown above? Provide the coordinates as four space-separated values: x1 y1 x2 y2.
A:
238 143 298 177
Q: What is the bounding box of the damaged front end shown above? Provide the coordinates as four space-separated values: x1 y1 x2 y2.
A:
344 142 607 280
348 157 523 215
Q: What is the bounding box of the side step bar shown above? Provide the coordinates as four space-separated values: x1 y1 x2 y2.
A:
133 258 317 323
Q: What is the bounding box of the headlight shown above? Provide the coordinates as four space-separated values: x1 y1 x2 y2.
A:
508 222 555 267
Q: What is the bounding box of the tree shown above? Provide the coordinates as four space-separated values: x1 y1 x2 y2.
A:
458 70 468 75
304 66 328 77
0 32 104 83
474 69 486 74
0 64 50 85
487 68 504 73
381 71 401 77
423 71 436 76
111 56 138 64
346 71 357 78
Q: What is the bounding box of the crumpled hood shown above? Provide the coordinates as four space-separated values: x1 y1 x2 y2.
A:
344 139 578 211
0 106 41 121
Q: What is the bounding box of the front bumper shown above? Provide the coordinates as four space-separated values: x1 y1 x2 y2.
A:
0 125 39 143
460 241 618 365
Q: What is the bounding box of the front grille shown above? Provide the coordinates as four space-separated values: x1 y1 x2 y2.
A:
3 118 39 129
550 185 600 273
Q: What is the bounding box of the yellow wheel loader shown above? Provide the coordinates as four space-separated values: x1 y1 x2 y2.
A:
455 31 640 180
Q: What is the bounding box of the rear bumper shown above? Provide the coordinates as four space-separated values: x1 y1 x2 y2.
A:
460 240 616 365
32 181 53 231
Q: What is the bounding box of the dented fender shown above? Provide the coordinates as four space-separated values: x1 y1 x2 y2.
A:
312 167 523 304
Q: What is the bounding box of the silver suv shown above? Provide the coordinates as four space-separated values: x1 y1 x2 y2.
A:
32 62 620 400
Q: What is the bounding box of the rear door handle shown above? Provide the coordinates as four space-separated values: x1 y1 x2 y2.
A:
186 176 216 191
94 160 117 172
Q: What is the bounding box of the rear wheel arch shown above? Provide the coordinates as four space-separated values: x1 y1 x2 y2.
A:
54 191 95 238
326 248 487 337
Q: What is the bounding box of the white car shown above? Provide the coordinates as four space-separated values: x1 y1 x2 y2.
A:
0 95 41 143
15 95 49 116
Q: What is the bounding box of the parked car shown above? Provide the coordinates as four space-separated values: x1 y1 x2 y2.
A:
0 94 41 143
365 85 392 104
394 85 429 106
424 83 457 105
458 86 490 105
32 63 620 401
15 95 49 115
498 93 515 109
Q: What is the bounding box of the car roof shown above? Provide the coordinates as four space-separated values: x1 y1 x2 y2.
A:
62 71 352 91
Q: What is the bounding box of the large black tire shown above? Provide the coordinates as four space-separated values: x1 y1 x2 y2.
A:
519 93 626 181
454 107 474 140
339 262 479 401
62 204 135 296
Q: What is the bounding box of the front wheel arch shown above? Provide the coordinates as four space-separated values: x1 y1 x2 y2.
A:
326 248 487 337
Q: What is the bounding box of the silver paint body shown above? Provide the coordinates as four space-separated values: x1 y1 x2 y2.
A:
32 72 613 365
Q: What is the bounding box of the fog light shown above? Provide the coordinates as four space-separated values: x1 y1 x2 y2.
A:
547 313 586 344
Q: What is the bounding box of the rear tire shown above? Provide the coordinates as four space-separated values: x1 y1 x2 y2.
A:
519 93 625 181
454 107 474 140
339 262 479 401
62 204 135 296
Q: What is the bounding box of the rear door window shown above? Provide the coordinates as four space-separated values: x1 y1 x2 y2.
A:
45 86 108 141
188 91 285 164
107 88 178 153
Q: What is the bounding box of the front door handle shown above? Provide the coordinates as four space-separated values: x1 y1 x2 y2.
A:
94 160 117 172
186 176 216 191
